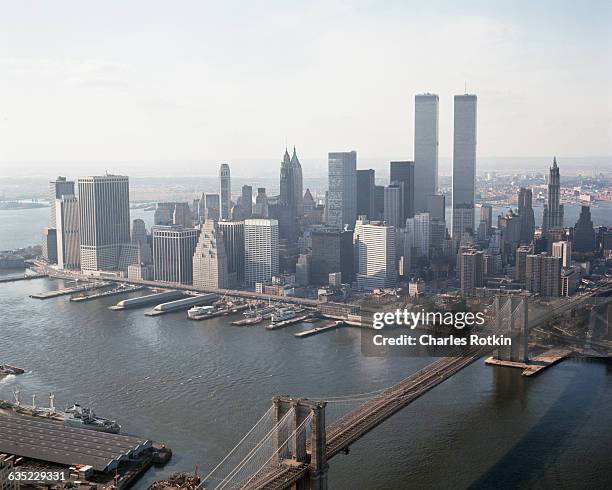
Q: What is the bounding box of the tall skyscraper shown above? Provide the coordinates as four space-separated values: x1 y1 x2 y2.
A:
152 226 199 284
193 221 230 289
218 221 245 285
515 245 532 283
405 212 431 259
573 205 596 252
78 175 130 272
480 204 493 235
414 94 439 213
49 177 75 227
356 169 375 218
327 151 357 229
219 163 231 220
518 188 535 244
56 195 81 269
389 161 415 220
383 184 403 229
241 185 253 218
542 157 563 233
279 148 301 243
356 222 396 290
452 94 477 239
244 219 279 285
372 185 385 220
428 194 446 221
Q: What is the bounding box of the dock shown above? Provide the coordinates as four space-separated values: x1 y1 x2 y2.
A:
294 321 343 338
70 284 146 302
266 314 313 330
189 303 248 321
485 348 573 376
0 273 47 283
144 293 218 316
29 282 110 299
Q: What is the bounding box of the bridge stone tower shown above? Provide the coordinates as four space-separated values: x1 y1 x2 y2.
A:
272 396 328 490
494 295 529 362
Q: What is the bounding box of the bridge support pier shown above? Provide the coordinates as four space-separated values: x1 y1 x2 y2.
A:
494 295 528 362
271 396 328 490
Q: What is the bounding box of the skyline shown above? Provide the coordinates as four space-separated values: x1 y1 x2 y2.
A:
0 1 611 178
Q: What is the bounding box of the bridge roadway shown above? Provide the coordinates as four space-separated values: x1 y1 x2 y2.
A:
240 284 612 489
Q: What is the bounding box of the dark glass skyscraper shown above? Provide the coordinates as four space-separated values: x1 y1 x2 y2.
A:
518 187 535 244
573 205 596 252
356 169 375 218
389 161 415 221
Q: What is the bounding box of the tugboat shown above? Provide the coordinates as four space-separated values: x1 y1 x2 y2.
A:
64 404 121 433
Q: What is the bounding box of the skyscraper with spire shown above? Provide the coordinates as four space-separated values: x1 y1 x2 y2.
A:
278 146 303 271
542 157 563 234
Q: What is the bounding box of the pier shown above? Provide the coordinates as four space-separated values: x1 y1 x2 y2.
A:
29 282 110 299
0 273 47 283
109 289 184 310
485 348 573 376
266 313 313 330
70 284 146 302
294 321 344 338
188 303 249 321
144 293 218 316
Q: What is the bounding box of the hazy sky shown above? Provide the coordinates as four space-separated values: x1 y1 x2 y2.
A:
0 0 610 177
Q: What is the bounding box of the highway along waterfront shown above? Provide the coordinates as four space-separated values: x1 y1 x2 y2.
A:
1 276 612 489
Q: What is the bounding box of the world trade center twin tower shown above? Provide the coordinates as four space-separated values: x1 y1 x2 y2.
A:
414 93 477 240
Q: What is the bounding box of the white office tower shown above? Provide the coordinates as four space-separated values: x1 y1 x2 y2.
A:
218 221 245 285
356 222 396 290
414 94 439 213
78 175 130 272
219 163 231 220
327 151 357 229
193 221 230 288
55 195 81 269
384 185 403 228
152 226 199 284
244 219 279 285
451 94 477 239
552 240 572 268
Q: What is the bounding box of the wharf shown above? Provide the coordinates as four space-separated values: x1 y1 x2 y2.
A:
266 314 313 330
294 321 343 338
0 273 47 283
144 293 218 316
70 285 146 302
29 282 109 299
485 348 573 376
189 303 248 321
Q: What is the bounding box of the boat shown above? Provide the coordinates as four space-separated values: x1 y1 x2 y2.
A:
64 404 121 433
188 305 215 319
271 307 298 324
0 364 25 377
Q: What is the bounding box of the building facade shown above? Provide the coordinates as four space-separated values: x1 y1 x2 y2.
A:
193 221 230 288
56 195 81 269
356 222 396 290
78 175 130 272
244 219 279 285
152 226 199 284
218 221 245 285
219 163 231 220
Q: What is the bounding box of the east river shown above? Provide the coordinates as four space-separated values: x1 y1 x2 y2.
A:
1 207 612 488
